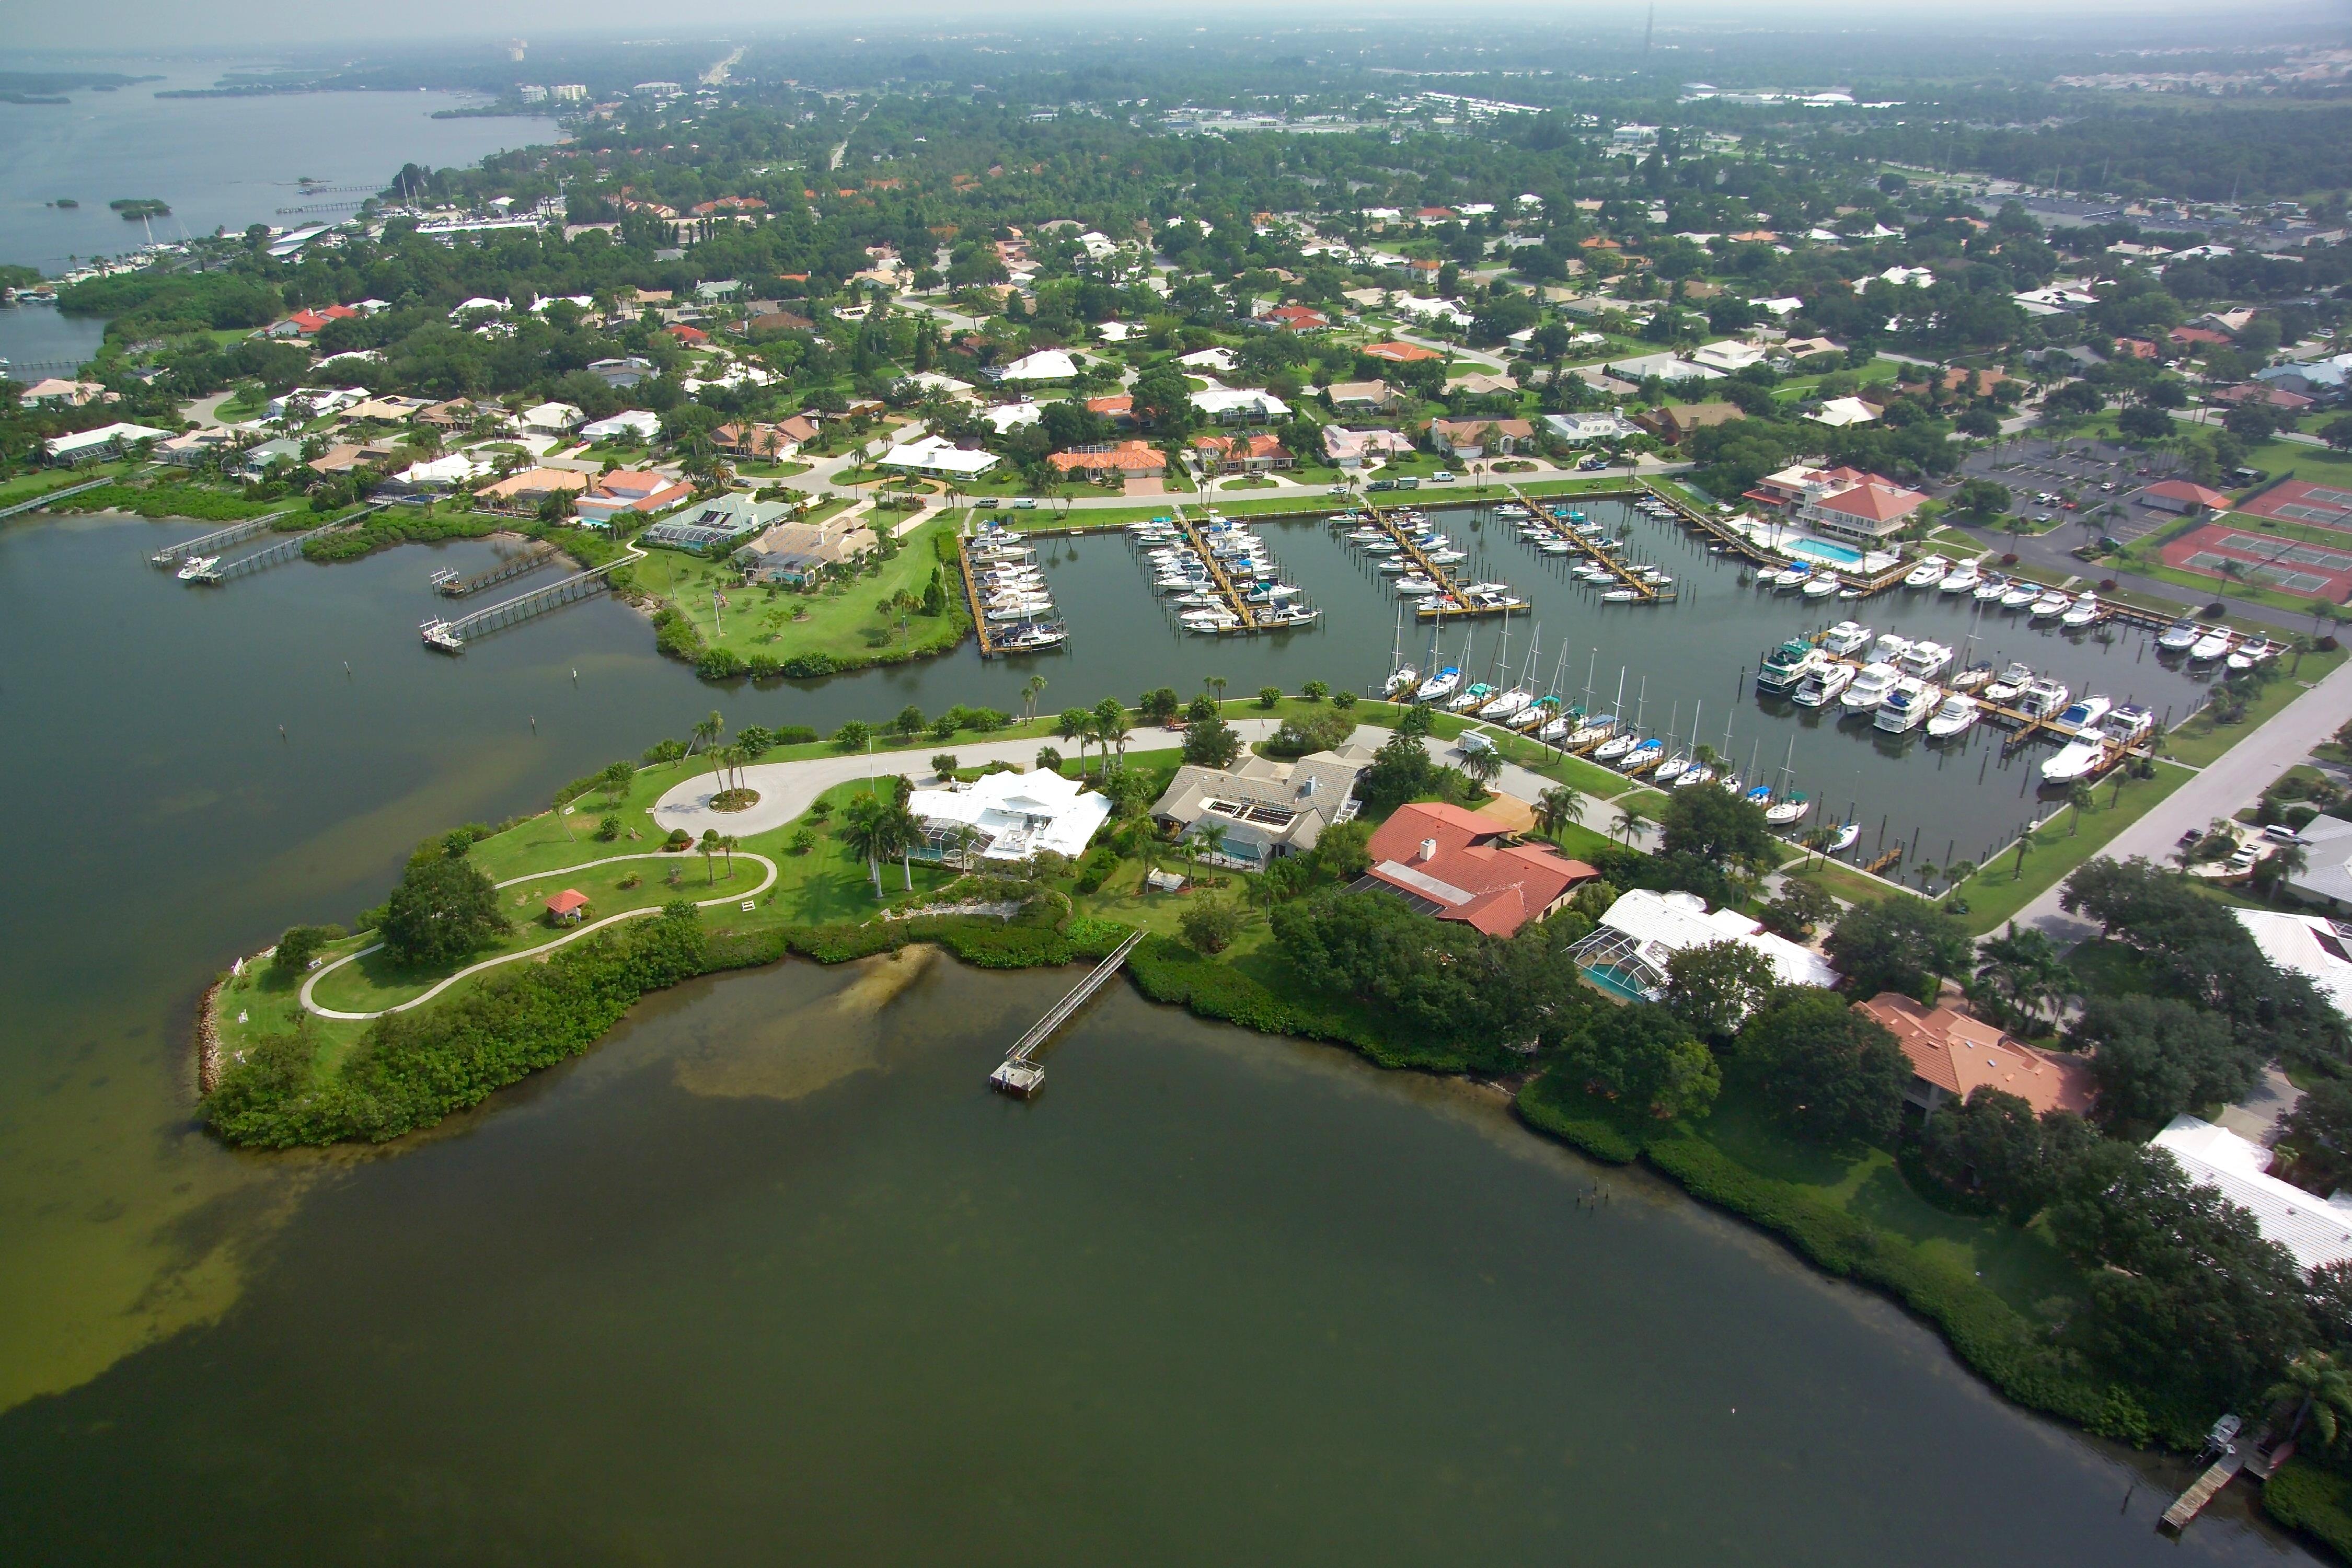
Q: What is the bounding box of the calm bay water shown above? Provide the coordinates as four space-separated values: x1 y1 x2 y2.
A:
0 55 559 273
0 510 2306 1562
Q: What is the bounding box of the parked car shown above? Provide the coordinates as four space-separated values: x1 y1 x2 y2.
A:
974 497 1000 508
1367 478 1397 492
1432 470 1456 483
2262 824 2309 846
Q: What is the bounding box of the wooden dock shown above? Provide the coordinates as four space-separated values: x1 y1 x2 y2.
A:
2162 1451 2244 1532
1351 499 1527 621
418 558 620 651
434 540 562 596
953 531 1000 658
0 477 112 520
1173 507 1259 631
146 511 295 566
1514 484 1673 603
989 930 1146 1098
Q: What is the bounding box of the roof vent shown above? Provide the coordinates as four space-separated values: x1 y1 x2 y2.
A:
1418 838 1439 863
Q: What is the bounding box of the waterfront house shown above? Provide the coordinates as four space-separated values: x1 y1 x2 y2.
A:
1048 441 1168 482
477 467 592 512
575 471 692 526
1190 386 1292 425
1542 412 1642 445
235 437 307 478
153 428 245 467
1151 747 1371 865
306 440 405 476
1566 889 1838 1002
2152 1115 2352 1272
43 422 174 464
734 513 881 585
1354 802 1598 939
647 492 792 552
1744 464 1926 545
1429 417 1535 459
878 433 1000 480
1192 433 1294 475
1854 993 2096 1120
906 768 1113 865
385 453 491 492
1322 426 1416 469
20 378 112 408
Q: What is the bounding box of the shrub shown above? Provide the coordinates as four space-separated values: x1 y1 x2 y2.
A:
2264 1460 2352 1561
1333 690 1357 710
270 924 344 977
1178 897 1242 954
1257 686 1283 709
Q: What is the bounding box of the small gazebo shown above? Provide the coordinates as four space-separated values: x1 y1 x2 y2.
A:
545 890 591 925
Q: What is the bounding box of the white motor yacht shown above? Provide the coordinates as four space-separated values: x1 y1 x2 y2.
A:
1875 678 1939 733
1982 662 2035 704
2158 617 2201 653
1792 663 1856 708
1841 661 1901 712
1940 562 1982 595
1771 566 1812 591
2042 734 2110 783
2060 593 2101 629
2103 705 2155 745
1866 632 1914 666
2029 590 2071 618
2015 678 2072 719
176 555 220 582
1926 693 1980 739
1820 620 1872 658
1904 556 1951 589
1973 574 2010 603
1803 576 1840 598
1395 576 1442 597
1999 582 2040 610
2055 695 2112 732
1899 640 1955 680
2227 636 2278 671
2189 629 2234 662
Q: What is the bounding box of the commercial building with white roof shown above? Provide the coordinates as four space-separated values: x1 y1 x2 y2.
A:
906 768 1112 864
2152 1114 2352 1272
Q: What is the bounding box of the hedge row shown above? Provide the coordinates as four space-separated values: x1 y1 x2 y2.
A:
1122 936 1473 1071
2264 1459 2352 1561
62 482 280 522
1511 1073 1643 1165
303 509 505 562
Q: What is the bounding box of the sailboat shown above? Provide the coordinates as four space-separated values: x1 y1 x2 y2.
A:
1381 599 1417 697
1595 678 1646 762
1764 737 1811 825
1657 702 1702 784
1481 624 1540 720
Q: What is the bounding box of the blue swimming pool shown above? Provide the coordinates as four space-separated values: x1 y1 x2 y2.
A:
1782 536 1865 568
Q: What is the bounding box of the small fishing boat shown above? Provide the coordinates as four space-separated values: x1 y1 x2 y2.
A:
1601 588 1642 603
2029 590 2070 618
1974 574 2011 603
176 554 220 582
1904 555 1950 589
2227 635 2277 671
1926 693 1980 739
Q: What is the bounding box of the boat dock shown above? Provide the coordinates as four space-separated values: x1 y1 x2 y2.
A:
418 559 620 652
432 541 562 596
0 477 112 521
988 929 1146 1098
954 531 1002 657
1513 485 1674 603
1347 499 1527 620
147 511 295 567
2162 1451 2245 1532
1173 508 1261 631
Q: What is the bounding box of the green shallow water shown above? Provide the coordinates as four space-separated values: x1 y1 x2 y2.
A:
0 511 2312 1563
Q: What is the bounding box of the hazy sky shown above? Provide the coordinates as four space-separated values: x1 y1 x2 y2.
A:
1 0 2338 53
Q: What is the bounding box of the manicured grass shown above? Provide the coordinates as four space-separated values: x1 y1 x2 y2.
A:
2063 937 2165 998
1952 760 2196 934
1783 855 1908 909
656 516 961 666
2164 648 2347 767
0 462 131 508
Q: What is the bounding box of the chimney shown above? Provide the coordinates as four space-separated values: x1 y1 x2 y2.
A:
1417 838 1438 863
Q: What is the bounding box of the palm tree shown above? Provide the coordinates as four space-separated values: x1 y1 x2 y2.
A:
1193 818 1230 866
1205 675 1227 708
2262 841 2310 904
699 828 720 885
1462 745 1504 793
1023 674 1048 724
1615 803 1651 846
689 709 724 765
841 794 892 897
1056 708 1091 773
720 833 740 877
1533 785 1584 842
2267 1351 2352 1447
950 823 982 872
1092 696 1130 775
555 791 575 840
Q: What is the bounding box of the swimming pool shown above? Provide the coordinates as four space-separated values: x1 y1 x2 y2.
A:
1781 536 1866 568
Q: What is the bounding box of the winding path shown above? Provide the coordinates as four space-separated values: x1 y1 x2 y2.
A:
299 850 778 1021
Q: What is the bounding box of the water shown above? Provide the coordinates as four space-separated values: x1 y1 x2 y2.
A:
0 510 2303 1562
0 301 106 378
0 56 560 273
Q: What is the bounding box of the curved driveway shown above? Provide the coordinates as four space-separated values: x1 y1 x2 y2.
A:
299 850 778 1021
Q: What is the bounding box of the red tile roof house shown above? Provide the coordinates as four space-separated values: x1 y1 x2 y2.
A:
712 421 802 461
1085 394 1136 426
1353 801 1599 938
1048 441 1168 481
1363 340 1443 364
1263 304 1330 332
1745 465 1928 545
1192 433 1294 475
1853 993 2096 1120
664 324 711 346
2213 383 2317 413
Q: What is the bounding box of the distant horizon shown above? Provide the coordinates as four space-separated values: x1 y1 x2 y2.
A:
3 2 2346 55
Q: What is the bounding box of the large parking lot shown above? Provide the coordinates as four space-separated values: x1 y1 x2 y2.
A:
1944 438 2193 541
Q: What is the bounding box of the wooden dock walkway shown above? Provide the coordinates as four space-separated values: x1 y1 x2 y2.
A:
434 541 562 596
419 559 620 651
2162 1451 2244 1532
953 531 1000 658
146 511 295 566
989 929 1147 1098
0 477 111 520
1513 484 1673 603
1173 507 1258 631
1353 498 1527 621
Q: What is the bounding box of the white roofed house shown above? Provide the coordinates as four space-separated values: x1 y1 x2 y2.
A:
1190 385 1290 425
1566 889 1839 1003
1149 746 1372 865
1689 339 1768 374
2153 1115 2352 1273
43 422 172 464
990 349 1082 384
518 401 585 436
906 768 1113 867
878 433 1000 480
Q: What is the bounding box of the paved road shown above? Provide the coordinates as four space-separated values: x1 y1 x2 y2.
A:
2008 655 2352 944
651 718 1671 850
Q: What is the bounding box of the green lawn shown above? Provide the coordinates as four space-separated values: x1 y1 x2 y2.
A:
2164 648 2346 767
656 516 963 666
1951 759 2196 933
0 463 131 509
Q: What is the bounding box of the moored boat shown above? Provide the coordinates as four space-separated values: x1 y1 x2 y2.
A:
1926 693 1979 739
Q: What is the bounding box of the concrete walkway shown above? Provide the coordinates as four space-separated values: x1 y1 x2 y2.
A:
2007 656 2352 944
299 849 778 1021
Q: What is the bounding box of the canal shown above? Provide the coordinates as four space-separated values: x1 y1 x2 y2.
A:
0 509 2306 1563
